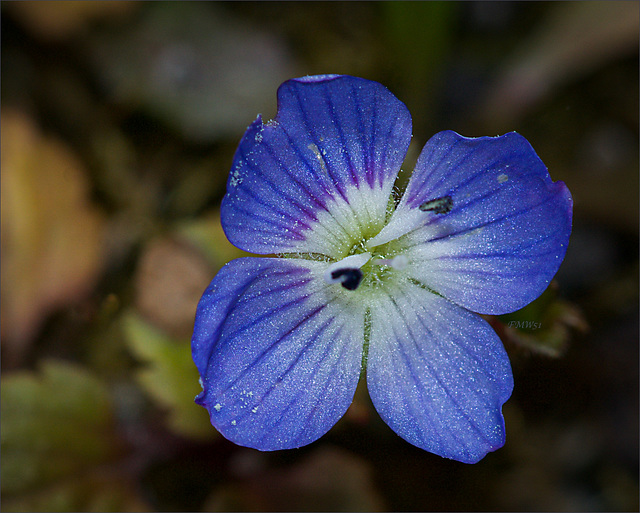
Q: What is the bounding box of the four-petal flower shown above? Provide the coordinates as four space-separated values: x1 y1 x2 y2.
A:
192 74 572 463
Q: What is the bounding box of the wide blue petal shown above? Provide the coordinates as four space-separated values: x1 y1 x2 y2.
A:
192 257 365 450
221 75 412 256
366 278 513 463
370 131 572 314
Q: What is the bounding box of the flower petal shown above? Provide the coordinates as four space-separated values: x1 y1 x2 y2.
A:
221 75 412 256
366 279 513 463
369 131 572 314
192 257 365 450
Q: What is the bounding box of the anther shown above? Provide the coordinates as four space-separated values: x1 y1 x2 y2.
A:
419 195 453 214
330 268 363 291
324 252 371 291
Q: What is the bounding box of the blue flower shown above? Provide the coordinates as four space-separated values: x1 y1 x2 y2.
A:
192 75 572 463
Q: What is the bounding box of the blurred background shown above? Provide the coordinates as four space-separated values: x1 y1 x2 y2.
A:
1 1 638 511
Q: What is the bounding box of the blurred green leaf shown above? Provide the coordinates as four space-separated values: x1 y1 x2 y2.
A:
0 360 145 512
175 211 248 267
122 312 215 440
381 1 456 125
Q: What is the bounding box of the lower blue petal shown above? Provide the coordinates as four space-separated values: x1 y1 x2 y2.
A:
366 279 514 463
192 257 365 450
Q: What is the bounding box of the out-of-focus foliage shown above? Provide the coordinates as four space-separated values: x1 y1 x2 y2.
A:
381 1 456 126
1 1 637 511
204 447 386 511
493 282 589 358
7 0 136 40
1 110 105 366
480 1 639 129
123 312 214 440
133 235 215 339
87 1 295 142
1 360 147 512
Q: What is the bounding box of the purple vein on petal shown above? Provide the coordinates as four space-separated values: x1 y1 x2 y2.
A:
347 79 377 189
321 84 378 224
223 283 315 342
295 323 355 426
238 146 318 226
404 136 466 205
289 86 350 203
232 195 308 233
258 135 327 217
249 314 337 436
274 123 361 248
405 288 501 410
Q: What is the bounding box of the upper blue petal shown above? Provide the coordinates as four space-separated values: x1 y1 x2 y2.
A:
192 257 365 450
372 131 573 314
366 278 514 463
221 75 412 255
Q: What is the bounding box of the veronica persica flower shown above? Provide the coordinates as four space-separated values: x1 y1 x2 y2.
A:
192 74 572 463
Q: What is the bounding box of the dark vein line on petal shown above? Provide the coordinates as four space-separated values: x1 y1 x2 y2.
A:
259 136 326 217
290 86 349 202
381 293 450 452
218 301 329 399
387 289 488 455
403 290 497 442
276 124 358 249
265 320 353 445
238 147 318 226
407 285 499 404
255 314 337 444
402 195 559 250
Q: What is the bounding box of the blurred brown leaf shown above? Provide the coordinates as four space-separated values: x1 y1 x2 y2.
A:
134 235 215 339
7 1 137 40
1 110 105 365
204 446 386 512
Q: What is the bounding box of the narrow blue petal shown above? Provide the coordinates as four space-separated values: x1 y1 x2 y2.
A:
377 131 572 314
221 75 412 255
367 279 513 464
192 257 365 450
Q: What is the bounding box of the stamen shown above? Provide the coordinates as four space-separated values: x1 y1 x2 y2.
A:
324 252 371 290
419 195 453 214
372 254 408 270
330 268 363 290
390 254 408 270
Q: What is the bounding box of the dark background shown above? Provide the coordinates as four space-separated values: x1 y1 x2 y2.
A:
2 2 638 511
